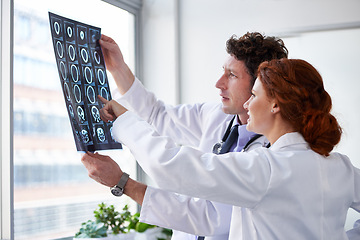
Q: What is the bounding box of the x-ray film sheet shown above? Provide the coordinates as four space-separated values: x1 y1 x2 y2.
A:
49 12 122 152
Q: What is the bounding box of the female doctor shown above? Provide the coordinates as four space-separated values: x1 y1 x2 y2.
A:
82 58 360 239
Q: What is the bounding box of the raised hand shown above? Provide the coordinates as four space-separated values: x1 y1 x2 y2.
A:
99 34 124 73
98 95 128 122
99 34 134 94
81 152 122 187
81 151 147 205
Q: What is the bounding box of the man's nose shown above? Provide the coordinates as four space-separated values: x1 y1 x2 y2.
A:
215 75 226 89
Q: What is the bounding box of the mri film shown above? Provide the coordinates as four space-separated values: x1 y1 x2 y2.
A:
49 12 122 152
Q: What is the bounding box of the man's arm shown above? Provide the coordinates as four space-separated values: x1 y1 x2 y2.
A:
81 152 231 236
100 34 134 95
113 77 225 147
140 187 231 236
81 152 146 205
100 35 228 147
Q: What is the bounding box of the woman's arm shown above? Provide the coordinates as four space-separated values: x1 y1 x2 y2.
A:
111 111 271 207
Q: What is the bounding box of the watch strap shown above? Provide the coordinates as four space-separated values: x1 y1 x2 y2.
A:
116 172 129 189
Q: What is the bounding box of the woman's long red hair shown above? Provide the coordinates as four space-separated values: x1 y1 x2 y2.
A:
258 59 342 156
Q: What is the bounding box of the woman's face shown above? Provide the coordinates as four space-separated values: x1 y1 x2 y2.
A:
243 78 275 135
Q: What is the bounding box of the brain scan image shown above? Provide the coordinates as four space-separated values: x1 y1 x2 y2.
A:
74 84 82 103
70 64 79 82
67 26 73 38
64 21 75 41
54 21 61 36
50 12 122 151
97 68 105 85
87 86 96 104
81 129 90 143
68 44 76 61
110 126 115 140
56 41 64 58
91 106 101 123
81 48 89 63
77 25 87 45
59 61 67 80
89 29 100 44
84 66 93 84
64 82 71 101
77 106 85 123
68 104 75 118
100 87 109 101
96 127 106 142
94 51 101 65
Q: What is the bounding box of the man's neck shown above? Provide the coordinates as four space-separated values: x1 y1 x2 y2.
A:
237 114 248 125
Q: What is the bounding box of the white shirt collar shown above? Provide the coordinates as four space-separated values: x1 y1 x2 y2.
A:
270 132 310 151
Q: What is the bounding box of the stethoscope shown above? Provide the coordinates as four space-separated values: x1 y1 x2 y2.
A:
212 116 269 154
212 116 236 154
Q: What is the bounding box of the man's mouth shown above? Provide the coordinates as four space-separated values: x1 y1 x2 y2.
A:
220 94 229 101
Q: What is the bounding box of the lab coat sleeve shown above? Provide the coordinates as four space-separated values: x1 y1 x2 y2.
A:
351 167 360 211
112 78 222 147
112 111 271 207
139 187 231 236
346 167 360 239
347 219 360 240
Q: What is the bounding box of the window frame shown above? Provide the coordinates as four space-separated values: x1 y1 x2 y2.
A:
0 0 142 239
1 0 14 238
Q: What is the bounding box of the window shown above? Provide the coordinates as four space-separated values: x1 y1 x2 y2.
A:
1 0 141 239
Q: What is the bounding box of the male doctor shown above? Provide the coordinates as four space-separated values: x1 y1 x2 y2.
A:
82 32 288 239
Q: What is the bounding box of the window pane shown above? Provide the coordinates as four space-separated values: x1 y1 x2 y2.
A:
13 0 137 239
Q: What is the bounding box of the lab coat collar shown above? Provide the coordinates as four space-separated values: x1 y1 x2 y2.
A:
270 132 310 151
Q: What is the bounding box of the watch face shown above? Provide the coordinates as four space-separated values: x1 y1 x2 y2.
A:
111 186 123 196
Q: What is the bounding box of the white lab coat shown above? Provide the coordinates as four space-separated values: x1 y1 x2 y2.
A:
139 134 267 237
113 78 266 239
112 111 360 240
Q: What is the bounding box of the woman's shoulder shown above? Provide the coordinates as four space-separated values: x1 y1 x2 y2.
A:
328 151 355 167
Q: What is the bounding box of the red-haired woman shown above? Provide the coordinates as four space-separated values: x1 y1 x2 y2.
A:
82 58 359 239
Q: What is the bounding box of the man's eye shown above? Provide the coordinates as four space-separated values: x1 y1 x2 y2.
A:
229 72 237 78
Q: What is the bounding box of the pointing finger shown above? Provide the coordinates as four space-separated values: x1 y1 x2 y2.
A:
98 95 109 104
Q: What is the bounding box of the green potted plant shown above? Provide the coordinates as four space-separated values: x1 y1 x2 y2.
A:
74 203 172 240
74 220 108 239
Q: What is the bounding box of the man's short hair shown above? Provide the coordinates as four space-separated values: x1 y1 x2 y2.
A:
226 32 288 86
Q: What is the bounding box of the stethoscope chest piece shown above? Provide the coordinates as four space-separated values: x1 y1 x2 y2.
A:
212 116 236 155
212 142 223 154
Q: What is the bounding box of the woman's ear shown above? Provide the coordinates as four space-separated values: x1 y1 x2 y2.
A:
271 102 280 114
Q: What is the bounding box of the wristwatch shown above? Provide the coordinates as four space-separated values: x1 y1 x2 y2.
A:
110 172 129 197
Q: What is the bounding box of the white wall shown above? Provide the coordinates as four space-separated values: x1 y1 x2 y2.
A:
178 0 360 103
141 0 179 105
141 0 360 103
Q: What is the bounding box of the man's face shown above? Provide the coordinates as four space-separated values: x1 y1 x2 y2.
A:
215 55 252 118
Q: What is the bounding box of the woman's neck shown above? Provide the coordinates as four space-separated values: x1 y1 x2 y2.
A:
266 119 296 145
